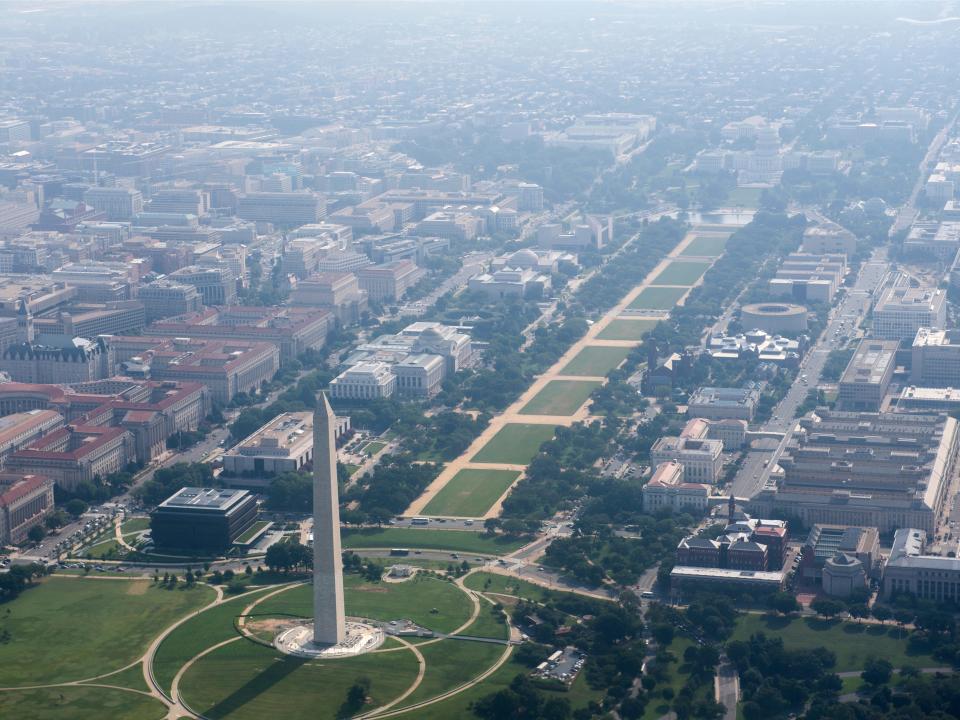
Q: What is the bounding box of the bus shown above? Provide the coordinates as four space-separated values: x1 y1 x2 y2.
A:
390 548 410 556
411 517 430 525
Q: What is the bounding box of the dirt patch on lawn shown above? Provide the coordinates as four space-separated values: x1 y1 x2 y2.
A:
484 592 520 607
126 581 149 595
246 617 301 635
353 586 389 593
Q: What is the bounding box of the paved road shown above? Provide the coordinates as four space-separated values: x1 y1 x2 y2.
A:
16 425 231 564
715 655 740 720
731 248 890 499
891 106 960 237
397 250 492 318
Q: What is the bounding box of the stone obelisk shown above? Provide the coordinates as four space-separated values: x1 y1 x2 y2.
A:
313 393 346 646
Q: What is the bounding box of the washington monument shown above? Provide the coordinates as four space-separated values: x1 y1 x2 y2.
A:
313 393 346 646
275 393 381 656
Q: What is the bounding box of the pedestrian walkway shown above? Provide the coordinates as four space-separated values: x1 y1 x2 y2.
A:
406 227 716 519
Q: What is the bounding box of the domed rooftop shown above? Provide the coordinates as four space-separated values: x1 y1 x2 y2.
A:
509 249 540 267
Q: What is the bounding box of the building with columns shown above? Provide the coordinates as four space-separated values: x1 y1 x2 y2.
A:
0 473 55 544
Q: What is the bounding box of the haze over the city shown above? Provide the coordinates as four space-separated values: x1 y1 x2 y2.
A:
2 2 960 720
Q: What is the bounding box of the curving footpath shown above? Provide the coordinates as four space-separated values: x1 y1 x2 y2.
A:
169 573 497 720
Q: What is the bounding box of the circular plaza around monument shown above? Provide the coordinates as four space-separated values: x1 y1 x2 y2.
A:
166 574 512 720
274 620 385 658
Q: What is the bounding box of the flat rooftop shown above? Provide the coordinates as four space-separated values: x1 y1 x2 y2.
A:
840 340 898 385
670 566 785 582
689 386 759 407
877 283 945 312
900 386 960 403
233 411 312 456
913 327 960 348
159 486 250 511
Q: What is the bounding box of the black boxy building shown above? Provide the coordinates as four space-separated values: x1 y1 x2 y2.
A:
150 487 258 551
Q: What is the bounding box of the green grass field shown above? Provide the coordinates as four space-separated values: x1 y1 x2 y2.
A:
180 638 420 719
100 662 151 693
153 588 275 694
84 537 124 559
628 286 688 310
235 520 271 544
560 346 631 377
364 440 387 457
726 186 764 208
252 575 473 635
519 380 601 416
394 639 506 709
0 577 213 686
411 650 602 720
464 572 555 602
422 468 520 517
471 423 557 465
596 318 658 341
841 675 865 695
342 527 526 554
650 260 712 286
120 517 151 534
643 637 695 720
680 234 729 257
0 686 167 720
463 572 609 606
731 614 938 672
458 603 510 641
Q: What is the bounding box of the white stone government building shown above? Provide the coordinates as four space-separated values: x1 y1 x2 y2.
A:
752 410 960 533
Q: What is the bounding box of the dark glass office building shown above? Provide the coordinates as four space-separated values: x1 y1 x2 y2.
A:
150 487 258 551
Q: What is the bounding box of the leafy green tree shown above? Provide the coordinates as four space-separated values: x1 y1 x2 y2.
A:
810 598 844 619
65 499 88 517
338 677 371 718
861 658 893 686
871 604 893 624
265 543 291 572
652 623 674 646
848 604 869 623
767 592 800 615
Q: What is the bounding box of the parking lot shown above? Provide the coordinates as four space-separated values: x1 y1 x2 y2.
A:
534 646 586 684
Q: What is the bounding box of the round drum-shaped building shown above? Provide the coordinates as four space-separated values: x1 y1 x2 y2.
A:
741 302 808 335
